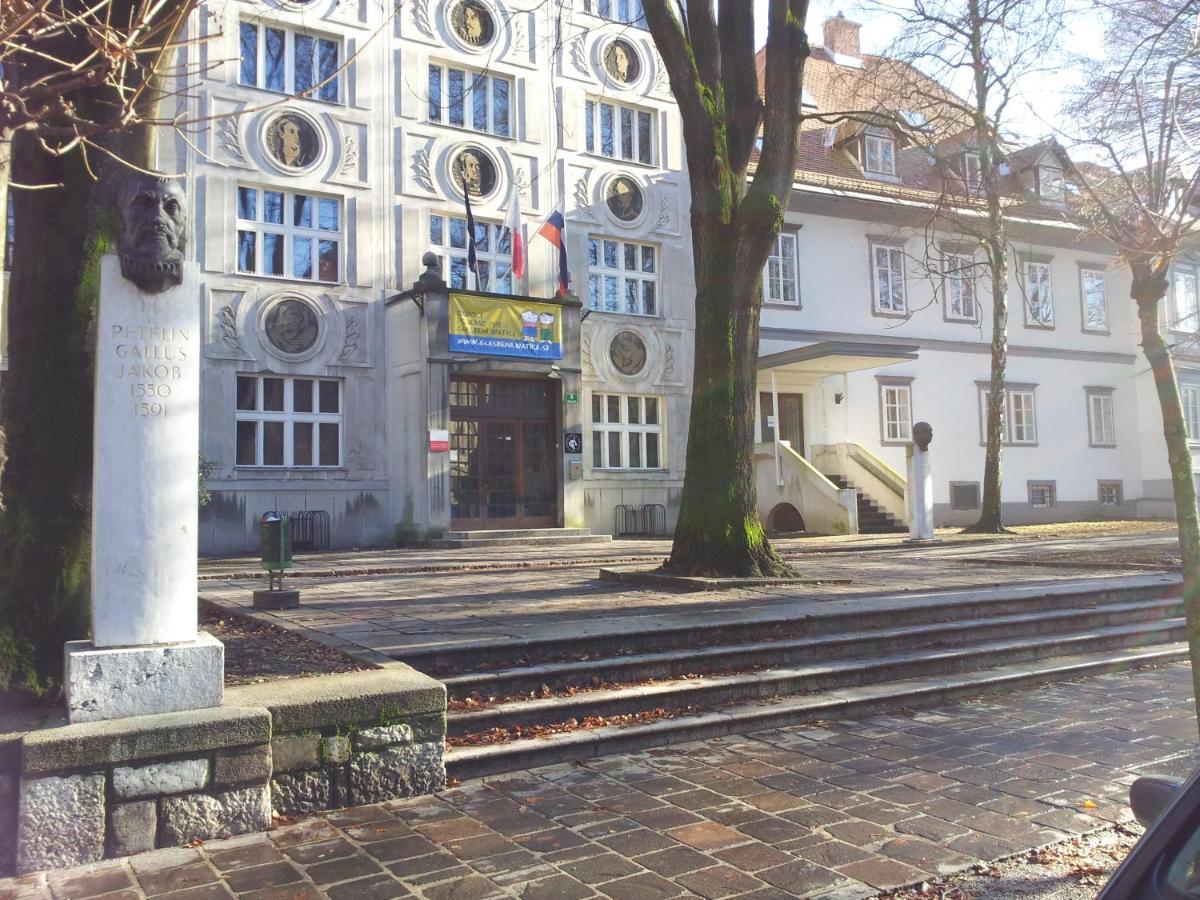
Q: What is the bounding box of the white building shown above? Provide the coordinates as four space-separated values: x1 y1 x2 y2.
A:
158 1 1187 554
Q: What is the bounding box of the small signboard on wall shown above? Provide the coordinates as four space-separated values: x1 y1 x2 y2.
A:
429 429 450 452
564 432 583 454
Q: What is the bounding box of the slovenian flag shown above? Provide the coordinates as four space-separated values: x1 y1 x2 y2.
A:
538 206 570 297
504 186 525 281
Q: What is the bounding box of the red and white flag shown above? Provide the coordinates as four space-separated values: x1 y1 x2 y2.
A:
504 186 526 280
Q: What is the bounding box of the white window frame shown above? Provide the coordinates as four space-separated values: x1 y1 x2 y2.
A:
1023 260 1054 327
764 231 800 305
1173 267 1199 333
1086 388 1116 447
863 133 896 176
979 383 1038 446
945 252 978 322
1028 481 1056 507
963 151 982 189
429 213 513 293
1183 385 1200 442
879 382 913 444
587 237 659 317
1037 164 1064 201
238 20 342 103
584 0 646 27
427 62 512 137
871 242 907 315
1080 267 1109 332
584 99 655 165
235 375 343 468
591 393 664 470
236 185 343 284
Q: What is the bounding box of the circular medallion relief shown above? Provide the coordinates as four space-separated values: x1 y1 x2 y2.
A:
609 330 648 376
263 111 322 172
264 298 320 355
451 146 499 198
603 39 641 84
450 0 496 48
606 176 644 223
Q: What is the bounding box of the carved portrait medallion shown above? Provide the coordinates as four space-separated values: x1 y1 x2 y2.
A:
603 39 641 84
609 330 648 376
264 112 321 171
452 146 498 198
606 176 644 222
264 298 320 355
450 0 495 47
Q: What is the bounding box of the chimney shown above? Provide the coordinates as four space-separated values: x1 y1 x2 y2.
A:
823 13 862 63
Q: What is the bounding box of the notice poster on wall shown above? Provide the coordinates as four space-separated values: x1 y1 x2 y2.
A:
449 293 563 360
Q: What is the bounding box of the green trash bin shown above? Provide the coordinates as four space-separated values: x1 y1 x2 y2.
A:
259 512 293 588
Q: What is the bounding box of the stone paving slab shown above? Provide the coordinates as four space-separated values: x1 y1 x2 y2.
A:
5 660 1196 899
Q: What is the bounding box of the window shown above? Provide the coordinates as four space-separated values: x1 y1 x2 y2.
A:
1099 481 1123 507
587 237 658 316
428 63 511 137
945 253 977 321
764 232 800 305
1023 260 1054 327
429 214 513 293
591 394 663 469
863 133 896 176
235 375 341 467
979 383 1038 445
1028 481 1056 507
237 186 341 283
950 482 980 511
1087 389 1116 447
1081 268 1109 332
1183 385 1200 441
1174 268 1199 332
584 99 654 165
879 382 912 444
1037 164 1064 201
239 21 340 102
584 0 646 26
963 151 982 189
871 243 906 314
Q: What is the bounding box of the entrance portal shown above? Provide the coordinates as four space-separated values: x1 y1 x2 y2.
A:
760 391 805 455
450 376 559 530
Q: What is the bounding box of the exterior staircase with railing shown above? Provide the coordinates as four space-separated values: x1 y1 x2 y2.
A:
827 474 907 534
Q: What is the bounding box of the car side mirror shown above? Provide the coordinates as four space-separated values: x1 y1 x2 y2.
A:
1130 775 1186 827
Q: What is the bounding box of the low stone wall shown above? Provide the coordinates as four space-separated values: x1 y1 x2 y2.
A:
6 663 445 876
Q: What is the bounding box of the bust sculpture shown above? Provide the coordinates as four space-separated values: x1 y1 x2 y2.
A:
907 421 935 541
117 174 186 293
912 421 933 452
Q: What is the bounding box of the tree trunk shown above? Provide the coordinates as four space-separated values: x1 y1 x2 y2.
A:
967 238 1009 533
1134 270 1200 732
666 235 786 577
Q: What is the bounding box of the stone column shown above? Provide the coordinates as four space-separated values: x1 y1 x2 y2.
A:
64 255 223 723
906 421 936 542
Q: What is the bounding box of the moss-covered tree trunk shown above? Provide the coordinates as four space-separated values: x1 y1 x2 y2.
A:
0 27 158 694
1132 262 1200 730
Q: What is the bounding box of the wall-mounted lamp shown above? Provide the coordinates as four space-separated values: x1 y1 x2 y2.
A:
548 365 562 380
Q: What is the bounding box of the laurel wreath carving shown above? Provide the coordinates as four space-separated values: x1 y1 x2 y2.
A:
662 343 675 381
570 36 589 76
220 305 244 353
340 135 359 176
573 173 590 210
340 315 360 361
655 197 671 231
412 147 434 192
218 118 245 163
581 336 597 378
413 0 434 37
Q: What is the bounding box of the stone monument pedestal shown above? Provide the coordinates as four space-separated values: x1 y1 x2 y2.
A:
906 422 936 543
253 589 301 610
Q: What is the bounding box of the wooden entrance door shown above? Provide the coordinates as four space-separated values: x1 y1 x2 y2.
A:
450 377 558 530
759 392 805 455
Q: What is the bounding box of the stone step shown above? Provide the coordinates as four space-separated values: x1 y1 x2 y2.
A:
445 617 1185 737
402 576 1178 675
444 528 596 540
444 641 1190 781
440 596 1184 699
424 534 614 549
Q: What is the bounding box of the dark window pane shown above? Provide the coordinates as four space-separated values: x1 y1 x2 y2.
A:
638 111 652 163
593 431 603 468
493 78 509 136
628 397 640 423
294 34 315 95
624 243 636 270
319 380 339 413
263 377 284 411
641 245 655 272
265 27 285 92
476 260 491 291
263 233 284 276
647 432 660 467
263 191 284 224
585 101 595 152
236 421 257 465
629 432 641 467
318 240 338 282
625 280 638 313
608 431 621 466
318 198 338 231
293 194 313 228
236 376 257 410
592 394 602 422
294 379 313 412
607 396 620 422
645 397 659 424
263 421 284 465
642 281 656 315
450 217 467 249
603 240 618 268
600 103 615 156
237 187 256 221
428 65 441 121
293 237 313 279
472 74 488 130
474 221 489 251
318 39 339 102
449 69 465 127
239 22 258 86
319 423 339 465
237 230 256 273
450 256 467 288
293 422 313 466
621 107 634 159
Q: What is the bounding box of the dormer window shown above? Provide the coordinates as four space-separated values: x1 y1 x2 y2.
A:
963 151 982 189
863 133 896 176
1037 164 1064 201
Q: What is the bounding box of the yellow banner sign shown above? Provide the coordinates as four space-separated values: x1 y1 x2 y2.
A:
448 293 563 360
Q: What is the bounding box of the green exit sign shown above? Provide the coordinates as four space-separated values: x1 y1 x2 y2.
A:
565 392 579 404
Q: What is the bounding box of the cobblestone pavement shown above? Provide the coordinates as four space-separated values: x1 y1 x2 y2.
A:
4 661 1196 900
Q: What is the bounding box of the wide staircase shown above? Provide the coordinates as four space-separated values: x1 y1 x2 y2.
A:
426 527 613 549
827 474 907 534
396 576 1186 781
